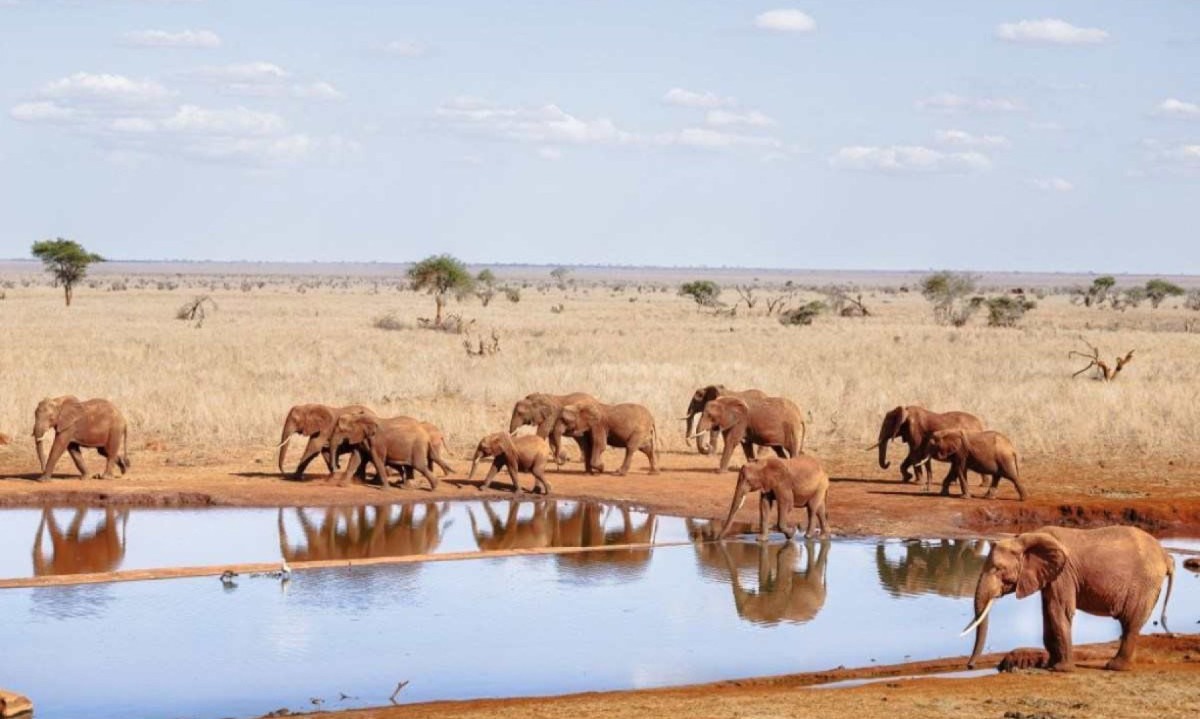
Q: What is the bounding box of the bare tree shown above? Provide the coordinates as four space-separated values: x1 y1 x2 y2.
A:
1069 337 1134 381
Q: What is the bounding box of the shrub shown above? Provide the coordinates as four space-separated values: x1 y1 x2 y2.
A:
920 271 977 325
1185 289 1200 311
778 300 826 326
372 312 411 331
679 280 721 309
982 296 1037 328
1145 279 1184 309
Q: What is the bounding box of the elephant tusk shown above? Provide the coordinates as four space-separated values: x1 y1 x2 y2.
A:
960 598 994 636
688 430 708 439
736 494 746 512
34 435 48 444
865 441 880 451
273 436 293 449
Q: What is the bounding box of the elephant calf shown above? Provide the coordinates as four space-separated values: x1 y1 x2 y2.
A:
719 455 829 541
929 429 1025 500
558 401 659 476
33 396 130 481
963 525 1174 672
468 433 552 494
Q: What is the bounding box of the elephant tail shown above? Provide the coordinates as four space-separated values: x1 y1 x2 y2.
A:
1160 551 1175 634
121 425 132 470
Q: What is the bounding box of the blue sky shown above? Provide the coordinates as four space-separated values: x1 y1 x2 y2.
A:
1 1 1198 271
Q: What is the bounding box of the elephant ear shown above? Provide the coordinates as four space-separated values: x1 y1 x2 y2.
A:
885 406 908 439
1016 532 1068 599
56 399 85 432
302 407 331 435
726 398 750 427
498 433 520 470
580 403 603 432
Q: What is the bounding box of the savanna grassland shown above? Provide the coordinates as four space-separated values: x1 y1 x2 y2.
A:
1 261 1198 473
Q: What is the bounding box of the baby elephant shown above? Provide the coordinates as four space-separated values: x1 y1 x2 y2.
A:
929 429 1025 500
468 433 552 495
718 455 829 541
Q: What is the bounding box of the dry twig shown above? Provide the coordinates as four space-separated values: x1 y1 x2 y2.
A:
1069 336 1135 381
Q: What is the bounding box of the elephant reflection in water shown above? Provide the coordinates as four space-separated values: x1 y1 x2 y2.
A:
278 504 448 562
875 539 987 599
469 500 656 574
32 507 129 576
688 519 829 626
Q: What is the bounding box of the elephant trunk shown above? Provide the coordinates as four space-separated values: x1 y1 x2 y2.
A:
328 430 346 472
508 410 522 434
35 433 48 472
718 480 750 538
277 418 297 474
877 425 892 469
964 573 1001 668
467 448 484 481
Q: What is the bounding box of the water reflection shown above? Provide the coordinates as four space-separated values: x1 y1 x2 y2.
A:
468 500 658 579
874 539 988 599
33 508 129 576
695 536 830 626
278 504 450 562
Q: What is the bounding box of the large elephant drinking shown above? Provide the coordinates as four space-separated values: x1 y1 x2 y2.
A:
33 396 130 481
962 525 1174 672
683 385 767 455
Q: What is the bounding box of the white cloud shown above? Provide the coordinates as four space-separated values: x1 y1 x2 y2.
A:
996 19 1108 45
663 88 736 109
381 40 427 57
10 101 77 122
537 146 562 161
829 145 992 174
754 9 816 33
42 72 171 105
436 97 636 146
110 116 158 133
122 29 221 49
934 129 1009 148
192 62 288 84
161 105 286 135
659 128 783 150
1155 98 1200 119
1027 177 1074 192
917 93 1023 113
706 109 776 127
290 81 344 101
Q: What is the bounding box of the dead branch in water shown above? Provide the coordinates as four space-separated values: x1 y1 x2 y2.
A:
1069 336 1134 381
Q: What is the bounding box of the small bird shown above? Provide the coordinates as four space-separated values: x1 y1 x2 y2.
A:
280 560 292 581
220 570 238 587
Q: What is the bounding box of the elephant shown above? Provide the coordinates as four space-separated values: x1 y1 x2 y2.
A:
276 403 374 480
875 539 987 599
328 414 439 490
32 507 129 576
721 540 829 626
558 401 659 475
691 396 806 473
928 429 1026 500
33 396 130 481
872 405 984 486
962 525 1175 672
718 455 829 541
508 392 598 466
683 385 768 455
467 432 552 494
278 504 446 562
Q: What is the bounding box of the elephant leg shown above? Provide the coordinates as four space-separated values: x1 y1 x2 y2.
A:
616 438 638 476
741 440 756 464
1042 593 1075 671
334 451 363 487
478 463 500 492
38 435 73 481
804 505 815 538
98 442 120 479
984 473 1001 499
67 444 90 478
532 459 552 495
642 438 659 475
1008 471 1028 501
757 493 771 541
776 492 796 540
1106 617 1140 671
956 465 971 498
292 435 324 479
898 448 918 482
938 466 957 496
771 445 788 459
413 461 438 491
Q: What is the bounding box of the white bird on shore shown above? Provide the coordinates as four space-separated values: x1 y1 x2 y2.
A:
280 560 292 581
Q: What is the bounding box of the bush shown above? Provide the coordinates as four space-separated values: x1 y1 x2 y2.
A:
982 296 1036 328
503 287 521 303
920 271 977 325
372 312 411 331
1145 279 1184 309
1185 289 1200 311
679 280 722 308
778 301 826 326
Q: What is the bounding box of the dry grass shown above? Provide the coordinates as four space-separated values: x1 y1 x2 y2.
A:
1 269 1199 470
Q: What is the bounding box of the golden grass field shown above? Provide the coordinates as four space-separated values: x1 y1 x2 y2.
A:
2 264 1199 471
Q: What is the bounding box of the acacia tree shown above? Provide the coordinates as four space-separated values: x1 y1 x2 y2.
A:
1145 279 1184 309
31 238 105 306
407 254 475 326
920 271 978 326
678 280 721 309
